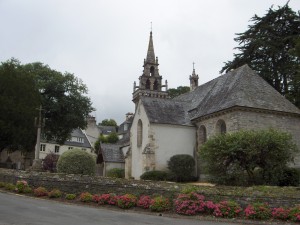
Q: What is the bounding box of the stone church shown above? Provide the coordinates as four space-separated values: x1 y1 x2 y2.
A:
125 32 300 180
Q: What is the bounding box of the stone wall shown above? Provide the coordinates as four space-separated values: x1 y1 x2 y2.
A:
0 168 300 208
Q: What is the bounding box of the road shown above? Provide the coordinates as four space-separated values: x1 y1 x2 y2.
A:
0 192 245 225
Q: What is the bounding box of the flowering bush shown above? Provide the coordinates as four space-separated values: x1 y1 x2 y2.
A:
15 180 31 193
117 194 137 209
174 192 206 215
150 196 171 212
288 206 300 222
65 193 76 200
0 182 6 188
79 192 93 202
213 200 242 218
271 207 290 220
244 202 271 220
137 195 152 209
93 193 118 205
48 189 62 198
34 187 48 197
204 201 216 214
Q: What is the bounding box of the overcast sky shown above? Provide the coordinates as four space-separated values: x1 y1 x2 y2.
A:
1 0 299 124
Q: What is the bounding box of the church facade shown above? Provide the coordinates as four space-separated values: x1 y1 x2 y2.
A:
125 32 300 180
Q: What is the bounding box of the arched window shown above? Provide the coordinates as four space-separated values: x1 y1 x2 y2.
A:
153 79 158 90
137 119 143 147
198 125 207 145
150 66 155 76
145 79 150 89
216 119 226 134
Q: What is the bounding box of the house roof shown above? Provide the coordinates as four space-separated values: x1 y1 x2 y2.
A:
178 65 300 120
101 144 125 163
99 126 117 135
141 97 192 126
141 65 300 125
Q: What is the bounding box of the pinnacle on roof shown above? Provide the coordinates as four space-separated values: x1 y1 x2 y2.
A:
145 31 156 64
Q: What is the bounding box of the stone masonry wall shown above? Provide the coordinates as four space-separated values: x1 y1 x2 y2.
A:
0 168 300 208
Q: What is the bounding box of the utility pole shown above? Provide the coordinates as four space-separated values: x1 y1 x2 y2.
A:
31 105 45 171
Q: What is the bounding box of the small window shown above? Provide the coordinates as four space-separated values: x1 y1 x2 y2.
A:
198 125 207 145
82 148 86 151
137 119 143 147
40 144 46 152
216 119 226 134
68 147 73 150
77 137 84 143
55 145 60 153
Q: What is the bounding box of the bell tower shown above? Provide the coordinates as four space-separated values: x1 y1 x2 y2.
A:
189 62 199 91
132 32 169 107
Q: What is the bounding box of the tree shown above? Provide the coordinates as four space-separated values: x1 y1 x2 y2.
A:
98 132 119 144
0 58 94 153
168 86 190 98
99 119 117 127
23 62 94 144
200 129 299 186
0 59 40 152
221 3 300 108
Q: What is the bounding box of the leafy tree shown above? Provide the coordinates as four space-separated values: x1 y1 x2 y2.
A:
99 119 117 127
0 58 94 152
0 59 40 152
200 129 299 186
221 3 300 108
168 154 195 182
23 62 94 144
168 86 190 98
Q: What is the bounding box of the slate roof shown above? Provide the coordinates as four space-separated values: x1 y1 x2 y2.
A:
141 97 192 126
142 65 300 124
101 144 125 163
99 126 117 135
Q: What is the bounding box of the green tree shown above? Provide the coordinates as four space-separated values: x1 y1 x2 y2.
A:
23 62 94 144
200 129 299 186
221 3 300 108
99 119 117 127
0 59 40 152
168 86 190 98
98 132 119 144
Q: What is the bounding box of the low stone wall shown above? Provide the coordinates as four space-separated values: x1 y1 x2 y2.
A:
0 168 299 208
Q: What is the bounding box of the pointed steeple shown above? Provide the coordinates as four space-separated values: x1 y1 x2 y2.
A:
145 32 156 64
190 62 199 91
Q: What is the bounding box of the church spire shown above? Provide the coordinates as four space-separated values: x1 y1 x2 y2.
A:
145 31 156 64
190 62 199 91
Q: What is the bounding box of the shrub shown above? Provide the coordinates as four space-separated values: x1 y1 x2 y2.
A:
278 167 300 186
288 206 300 222
117 194 137 209
244 202 271 220
4 183 16 191
57 148 96 175
65 194 76 200
43 152 59 172
213 200 242 218
79 192 93 202
48 189 62 198
0 182 6 188
137 195 152 209
168 154 195 182
174 192 206 215
34 187 48 197
272 207 290 221
107 168 125 178
15 180 29 193
150 196 171 212
140 170 169 181
200 129 299 186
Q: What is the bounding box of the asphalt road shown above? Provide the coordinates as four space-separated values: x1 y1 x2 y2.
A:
0 192 245 225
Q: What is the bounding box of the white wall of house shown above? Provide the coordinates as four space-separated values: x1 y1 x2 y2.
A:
152 123 196 171
39 142 94 159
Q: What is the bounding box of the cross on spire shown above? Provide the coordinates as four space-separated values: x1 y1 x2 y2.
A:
193 62 195 70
